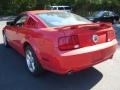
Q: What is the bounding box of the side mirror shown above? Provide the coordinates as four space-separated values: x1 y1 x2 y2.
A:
16 23 23 27
7 21 14 26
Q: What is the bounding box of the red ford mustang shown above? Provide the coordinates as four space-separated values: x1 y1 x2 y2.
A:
2 10 117 76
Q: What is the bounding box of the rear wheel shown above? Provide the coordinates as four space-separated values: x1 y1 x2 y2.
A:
25 45 45 76
3 32 9 47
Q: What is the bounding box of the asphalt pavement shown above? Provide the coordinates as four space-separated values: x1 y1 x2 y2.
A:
0 21 120 90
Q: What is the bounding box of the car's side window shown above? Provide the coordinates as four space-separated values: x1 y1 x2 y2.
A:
14 15 28 27
26 17 38 28
52 7 57 10
58 7 64 10
109 12 115 16
103 12 109 17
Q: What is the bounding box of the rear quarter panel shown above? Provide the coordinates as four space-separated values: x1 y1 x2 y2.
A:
24 28 65 69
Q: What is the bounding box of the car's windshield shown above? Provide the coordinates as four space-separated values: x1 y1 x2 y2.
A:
92 11 104 17
36 12 91 27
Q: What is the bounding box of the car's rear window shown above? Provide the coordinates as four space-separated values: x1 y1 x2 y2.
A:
36 12 91 27
92 11 104 17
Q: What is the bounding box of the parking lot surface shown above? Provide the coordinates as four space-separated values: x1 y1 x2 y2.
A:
0 21 120 90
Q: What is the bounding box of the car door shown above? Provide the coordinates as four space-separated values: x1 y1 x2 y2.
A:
10 14 28 53
15 14 28 53
5 15 22 48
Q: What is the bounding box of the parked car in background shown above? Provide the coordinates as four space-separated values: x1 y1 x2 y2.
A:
3 10 117 76
87 11 119 24
47 6 72 12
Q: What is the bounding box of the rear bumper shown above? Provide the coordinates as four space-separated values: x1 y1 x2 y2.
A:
44 39 118 74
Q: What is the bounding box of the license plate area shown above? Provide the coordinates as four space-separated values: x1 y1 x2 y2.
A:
97 32 107 44
78 32 107 48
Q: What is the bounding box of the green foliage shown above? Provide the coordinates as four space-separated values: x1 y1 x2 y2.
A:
0 0 120 16
0 0 37 15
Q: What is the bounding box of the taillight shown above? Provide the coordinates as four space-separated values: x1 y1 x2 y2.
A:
107 30 115 41
58 35 80 51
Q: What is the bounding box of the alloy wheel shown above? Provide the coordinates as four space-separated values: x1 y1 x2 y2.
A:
26 49 35 73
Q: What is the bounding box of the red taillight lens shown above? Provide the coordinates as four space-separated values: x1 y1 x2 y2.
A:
107 30 115 41
58 35 80 51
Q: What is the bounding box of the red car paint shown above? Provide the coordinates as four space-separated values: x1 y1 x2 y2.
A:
3 10 117 74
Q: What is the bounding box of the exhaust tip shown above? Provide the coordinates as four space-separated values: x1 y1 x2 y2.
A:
67 71 73 75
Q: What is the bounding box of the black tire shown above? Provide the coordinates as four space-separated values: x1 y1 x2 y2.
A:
3 32 9 47
25 45 45 76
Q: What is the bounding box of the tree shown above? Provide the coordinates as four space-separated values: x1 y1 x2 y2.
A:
0 0 120 16
0 0 37 15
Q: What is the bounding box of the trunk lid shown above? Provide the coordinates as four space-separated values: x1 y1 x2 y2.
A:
56 23 115 48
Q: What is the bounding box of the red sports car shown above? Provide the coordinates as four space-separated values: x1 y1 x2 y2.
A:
3 10 117 76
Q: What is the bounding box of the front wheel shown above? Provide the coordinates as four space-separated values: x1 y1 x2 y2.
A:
25 46 45 76
3 33 9 47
